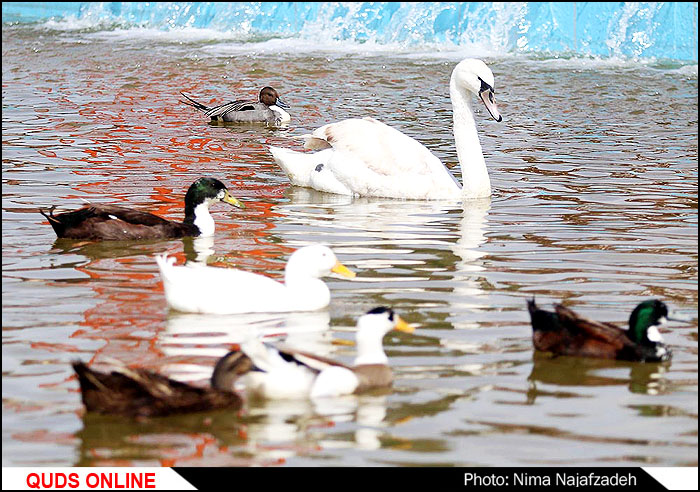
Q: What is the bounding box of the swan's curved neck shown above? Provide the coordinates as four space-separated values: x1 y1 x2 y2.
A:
449 77 491 199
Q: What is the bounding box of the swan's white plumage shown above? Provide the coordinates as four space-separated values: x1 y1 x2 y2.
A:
155 245 353 314
308 117 447 176
309 161 354 195
269 58 501 200
270 117 460 200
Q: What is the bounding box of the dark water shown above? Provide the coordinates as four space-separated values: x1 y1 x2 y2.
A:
2 25 698 467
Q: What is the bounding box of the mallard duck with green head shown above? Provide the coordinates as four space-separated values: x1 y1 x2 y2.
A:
41 177 243 241
527 299 684 362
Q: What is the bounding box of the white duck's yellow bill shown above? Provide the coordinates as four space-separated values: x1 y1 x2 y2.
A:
331 261 356 278
393 316 415 334
331 338 356 347
222 190 245 208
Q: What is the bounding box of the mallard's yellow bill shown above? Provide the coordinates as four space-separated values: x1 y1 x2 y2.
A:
393 315 415 334
222 190 245 209
331 261 356 279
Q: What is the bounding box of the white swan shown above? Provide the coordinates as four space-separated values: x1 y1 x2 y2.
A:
155 245 355 314
234 307 415 399
269 58 502 200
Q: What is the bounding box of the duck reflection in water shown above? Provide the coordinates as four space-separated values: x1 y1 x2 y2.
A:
46 234 216 263
160 310 333 365
527 351 672 404
74 411 255 467
181 235 216 264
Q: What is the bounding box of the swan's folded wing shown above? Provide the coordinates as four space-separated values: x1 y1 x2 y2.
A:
311 117 446 177
302 135 333 151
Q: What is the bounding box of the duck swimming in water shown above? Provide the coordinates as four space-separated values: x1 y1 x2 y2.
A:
40 177 244 241
228 307 415 399
72 352 247 417
526 299 681 362
71 307 412 414
156 245 355 314
181 86 290 126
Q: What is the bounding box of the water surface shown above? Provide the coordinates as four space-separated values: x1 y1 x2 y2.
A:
2 25 698 467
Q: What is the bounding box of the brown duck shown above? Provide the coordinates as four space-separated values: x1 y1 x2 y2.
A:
41 177 243 240
72 351 251 418
526 299 679 362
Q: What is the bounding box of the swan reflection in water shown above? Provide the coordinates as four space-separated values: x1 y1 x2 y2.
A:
275 187 491 320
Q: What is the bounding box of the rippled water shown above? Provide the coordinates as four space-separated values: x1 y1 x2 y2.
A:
2 26 698 467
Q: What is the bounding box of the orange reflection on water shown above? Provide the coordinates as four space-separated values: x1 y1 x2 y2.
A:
12 50 329 466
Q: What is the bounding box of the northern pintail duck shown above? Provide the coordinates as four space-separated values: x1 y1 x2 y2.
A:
527 299 683 362
72 353 246 417
181 86 290 126
268 58 502 200
155 245 355 314
41 177 244 241
230 306 415 399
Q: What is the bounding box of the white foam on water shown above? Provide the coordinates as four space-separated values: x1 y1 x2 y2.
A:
91 26 252 43
673 64 698 79
21 3 697 69
199 36 507 61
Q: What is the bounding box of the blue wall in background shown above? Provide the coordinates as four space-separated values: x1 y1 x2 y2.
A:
2 2 698 61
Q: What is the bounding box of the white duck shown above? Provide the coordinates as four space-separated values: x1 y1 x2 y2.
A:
230 307 414 399
155 245 355 314
269 58 502 200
